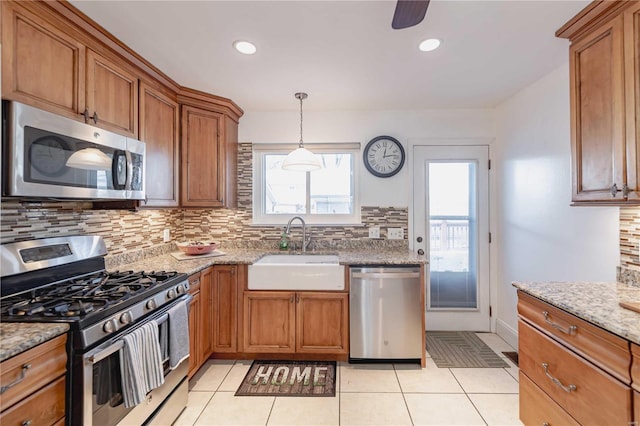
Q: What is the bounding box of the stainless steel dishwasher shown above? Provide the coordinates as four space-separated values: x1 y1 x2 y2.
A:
349 265 423 362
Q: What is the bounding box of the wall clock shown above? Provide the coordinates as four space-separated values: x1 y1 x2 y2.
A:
363 135 405 178
29 136 69 177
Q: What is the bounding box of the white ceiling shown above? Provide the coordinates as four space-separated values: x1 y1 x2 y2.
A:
69 0 589 112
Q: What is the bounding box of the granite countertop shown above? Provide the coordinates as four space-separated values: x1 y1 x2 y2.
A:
110 248 426 276
513 281 640 345
0 323 69 362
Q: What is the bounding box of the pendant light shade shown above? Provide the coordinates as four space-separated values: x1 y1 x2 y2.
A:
65 148 112 170
282 92 321 171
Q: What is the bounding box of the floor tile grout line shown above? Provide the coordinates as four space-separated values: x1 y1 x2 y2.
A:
394 363 416 426
464 392 490 426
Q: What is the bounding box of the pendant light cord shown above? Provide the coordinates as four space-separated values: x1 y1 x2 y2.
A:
295 92 308 148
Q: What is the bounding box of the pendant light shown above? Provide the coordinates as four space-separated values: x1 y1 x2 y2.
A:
282 92 322 171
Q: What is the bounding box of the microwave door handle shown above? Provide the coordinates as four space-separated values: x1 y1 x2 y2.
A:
125 150 133 191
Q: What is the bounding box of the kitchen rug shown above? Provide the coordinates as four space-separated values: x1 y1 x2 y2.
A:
426 331 508 368
235 360 336 397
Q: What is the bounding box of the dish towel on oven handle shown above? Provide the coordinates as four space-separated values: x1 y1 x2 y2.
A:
119 320 165 408
168 298 190 370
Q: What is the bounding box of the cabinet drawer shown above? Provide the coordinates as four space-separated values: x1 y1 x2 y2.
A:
517 291 631 382
519 371 579 426
1 376 65 426
519 320 632 425
0 334 67 409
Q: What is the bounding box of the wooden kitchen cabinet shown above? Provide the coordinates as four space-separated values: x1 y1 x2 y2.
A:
179 88 241 209
296 292 348 354
243 291 296 353
211 265 241 353
517 291 634 425
1 1 86 120
558 1 640 204
0 334 67 425
139 82 180 207
199 267 214 358
1 1 139 138
242 291 348 355
85 49 139 137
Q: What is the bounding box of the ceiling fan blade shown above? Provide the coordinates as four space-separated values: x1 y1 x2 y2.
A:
392 0 430 30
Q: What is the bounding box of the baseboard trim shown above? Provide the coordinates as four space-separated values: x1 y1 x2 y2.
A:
496 319 518 351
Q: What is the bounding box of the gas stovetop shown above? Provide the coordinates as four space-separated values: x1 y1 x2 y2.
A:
1 235 190 349
1 270 182 319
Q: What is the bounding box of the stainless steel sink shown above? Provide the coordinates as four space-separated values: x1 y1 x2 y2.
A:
248 254 345 291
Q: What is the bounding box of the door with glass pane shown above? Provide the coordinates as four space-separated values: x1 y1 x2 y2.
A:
413 145 490 331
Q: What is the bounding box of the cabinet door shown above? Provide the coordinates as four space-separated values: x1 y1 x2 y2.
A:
139 83 180 207
243 291 295 353
86 49 138 137
199 267 214 359
624 2 640 200
187 290 201 379
180 105 225 207
212 265 238 353
296 292 348 354
570 15 626 203
1 1 85 120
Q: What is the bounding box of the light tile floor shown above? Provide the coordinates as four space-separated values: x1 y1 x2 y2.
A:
174 333 522 426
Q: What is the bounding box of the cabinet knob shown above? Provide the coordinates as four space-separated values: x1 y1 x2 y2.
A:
610 183 618 197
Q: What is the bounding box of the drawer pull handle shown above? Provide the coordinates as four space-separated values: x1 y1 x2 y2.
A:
543 311 577 335
22 421 32 426
0 364 31 394
542 363 577 393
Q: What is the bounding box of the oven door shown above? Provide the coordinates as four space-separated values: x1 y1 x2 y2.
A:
81 294 190 426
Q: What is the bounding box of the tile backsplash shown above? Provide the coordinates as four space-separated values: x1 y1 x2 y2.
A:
620 207 640 273
0 143 409 256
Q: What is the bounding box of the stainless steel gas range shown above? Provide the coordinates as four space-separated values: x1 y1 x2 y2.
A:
0 235 190 426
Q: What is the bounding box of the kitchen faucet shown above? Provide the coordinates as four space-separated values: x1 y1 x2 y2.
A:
285 216 311 252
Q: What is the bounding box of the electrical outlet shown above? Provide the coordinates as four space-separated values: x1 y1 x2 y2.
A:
368 226 380 239
387 227 404 240
163 229 171 242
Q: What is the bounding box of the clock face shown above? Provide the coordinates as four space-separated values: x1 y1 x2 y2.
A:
29 136 69 177
363 136 405 178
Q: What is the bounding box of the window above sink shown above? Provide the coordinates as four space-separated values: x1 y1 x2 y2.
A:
252 143 361 225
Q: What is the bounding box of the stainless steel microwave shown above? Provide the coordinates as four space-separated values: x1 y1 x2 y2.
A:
2 101 145 200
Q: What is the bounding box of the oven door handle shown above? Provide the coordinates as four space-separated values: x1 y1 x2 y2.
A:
87 309 176 364
89 341 124 364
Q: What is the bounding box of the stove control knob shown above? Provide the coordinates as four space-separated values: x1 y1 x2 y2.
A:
120 312 132 325
167 289 177 299
146 299 157 310
103 320 115 334
176 285 185 295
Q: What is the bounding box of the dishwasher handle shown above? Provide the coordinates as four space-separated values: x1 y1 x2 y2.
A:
351 272 420 279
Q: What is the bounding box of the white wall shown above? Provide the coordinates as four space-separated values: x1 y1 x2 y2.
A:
493 63 620 348
239 109 495 207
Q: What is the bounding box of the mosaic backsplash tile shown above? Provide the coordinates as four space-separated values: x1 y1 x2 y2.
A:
0 143 408 258
620 207 640 271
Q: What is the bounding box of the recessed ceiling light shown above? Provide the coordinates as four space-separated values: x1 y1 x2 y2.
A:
233 40 257 55
419 38 441 52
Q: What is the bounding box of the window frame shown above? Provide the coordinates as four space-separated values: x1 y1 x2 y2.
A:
252 143 361 226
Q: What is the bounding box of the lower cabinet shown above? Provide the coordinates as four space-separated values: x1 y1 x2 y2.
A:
0 334 67 426
517 291 634 425
243 291 348 355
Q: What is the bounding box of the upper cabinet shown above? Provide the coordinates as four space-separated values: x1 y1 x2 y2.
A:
179 90 241 209
558 1 640 204
1 0 243 208
1 1 139 138
85 49 139 137
139 82 180 207
1 1 86 120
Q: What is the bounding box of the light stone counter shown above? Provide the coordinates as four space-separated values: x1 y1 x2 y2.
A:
0 322 69 362
513 281 640 345
111 248 426 276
